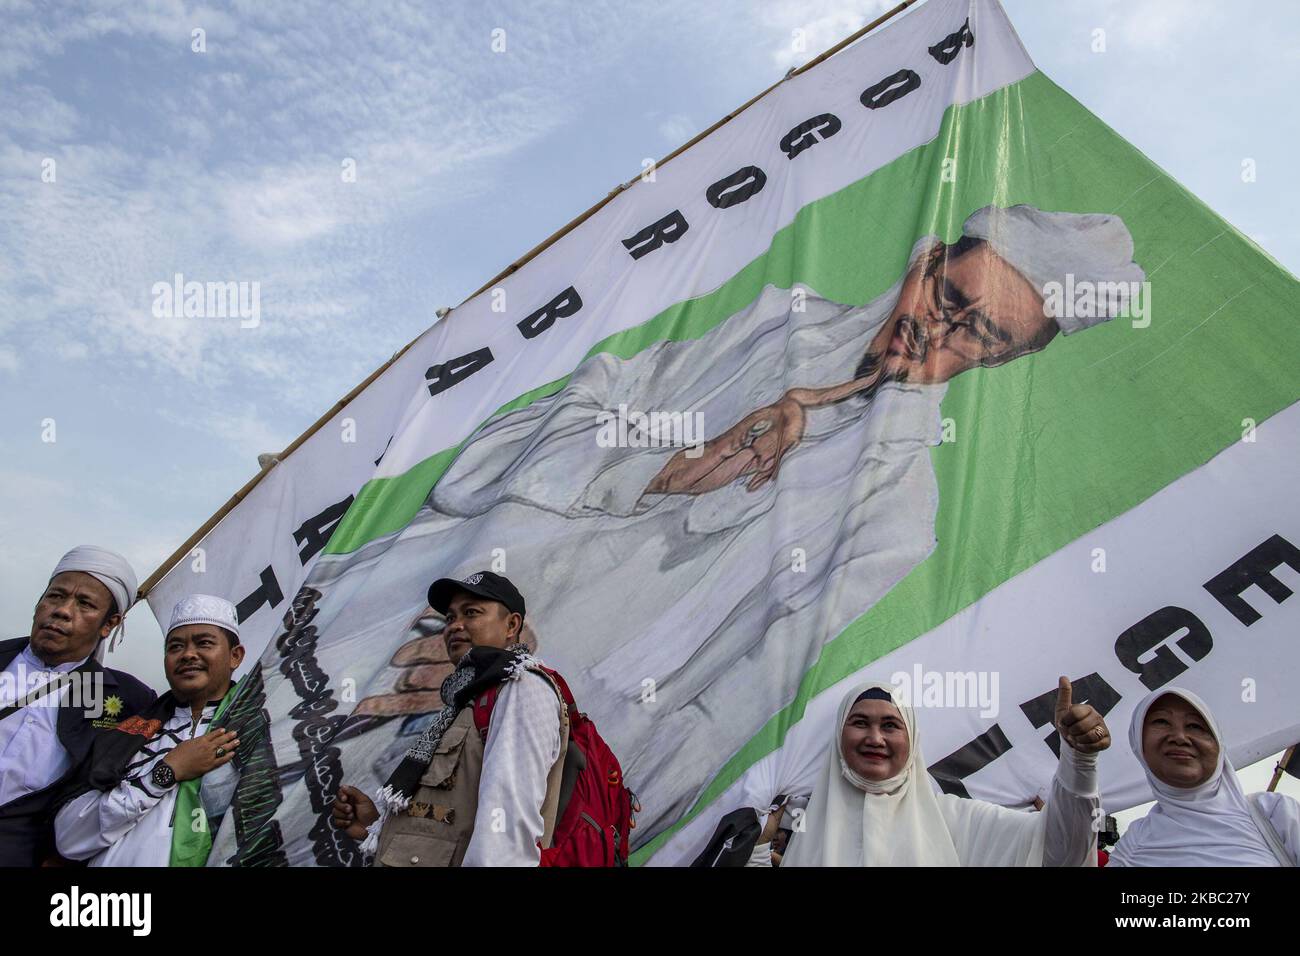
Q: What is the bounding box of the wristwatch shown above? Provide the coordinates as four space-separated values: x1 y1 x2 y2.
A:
151 761 178 790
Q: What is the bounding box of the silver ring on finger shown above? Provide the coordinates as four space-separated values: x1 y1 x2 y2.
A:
215 747 226 757
1092 726 1104 741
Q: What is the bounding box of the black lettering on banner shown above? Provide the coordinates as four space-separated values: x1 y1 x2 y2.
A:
374 434 393 467
1114 607 1212 692
219 665 288 866
928 17 975 65
293 495 355 565
425 346 494 397
780 113 842 160
622 209 689 260
1019 672 1121 758
236 564 285 623
705 165 768 209
928 724 1014 797
517 286 583 340
1203 533 1300 626
860 68 921 110
273 587 362 866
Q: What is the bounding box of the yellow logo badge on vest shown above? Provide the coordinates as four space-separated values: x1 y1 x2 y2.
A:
91 694 126 728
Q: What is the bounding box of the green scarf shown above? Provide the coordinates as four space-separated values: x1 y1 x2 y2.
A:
169 682 238 867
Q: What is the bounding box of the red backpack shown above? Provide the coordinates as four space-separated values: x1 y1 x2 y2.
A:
472 664 635 866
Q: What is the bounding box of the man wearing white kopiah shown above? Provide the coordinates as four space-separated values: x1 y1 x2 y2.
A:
293 204 1145 846
55 595 245 867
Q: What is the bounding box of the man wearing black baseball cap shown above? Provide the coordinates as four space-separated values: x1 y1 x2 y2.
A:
333 570 569 866
426 571 526 660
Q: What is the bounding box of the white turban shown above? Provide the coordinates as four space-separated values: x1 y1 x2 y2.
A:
49 545 139 660
961 204 1146 334
167 594 240 641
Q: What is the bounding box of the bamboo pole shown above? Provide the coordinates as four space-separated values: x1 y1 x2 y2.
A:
1267 745 1296 793
137 0 923 599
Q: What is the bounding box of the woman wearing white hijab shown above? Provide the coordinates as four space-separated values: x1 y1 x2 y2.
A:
1109 687 1298 867
782 678 1108 866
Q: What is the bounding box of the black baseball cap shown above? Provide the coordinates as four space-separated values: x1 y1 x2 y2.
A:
428 571 526 620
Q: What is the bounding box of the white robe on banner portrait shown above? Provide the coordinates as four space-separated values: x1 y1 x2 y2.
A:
298 280 946 840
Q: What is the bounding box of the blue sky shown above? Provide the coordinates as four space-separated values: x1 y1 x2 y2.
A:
2 1 1297 800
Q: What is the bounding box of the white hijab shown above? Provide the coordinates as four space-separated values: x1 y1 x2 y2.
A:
782 682 1045 867
1109 686 1284 867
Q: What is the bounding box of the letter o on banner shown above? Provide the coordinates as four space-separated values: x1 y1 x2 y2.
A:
860 68 921 110
706 165 768 209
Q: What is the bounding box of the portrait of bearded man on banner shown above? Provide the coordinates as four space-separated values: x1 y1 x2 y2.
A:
234 203 1147 859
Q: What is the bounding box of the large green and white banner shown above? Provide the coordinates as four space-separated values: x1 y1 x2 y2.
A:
147 0 1300 866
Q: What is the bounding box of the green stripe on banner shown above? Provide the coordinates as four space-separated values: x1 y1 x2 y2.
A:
320 69 1299 863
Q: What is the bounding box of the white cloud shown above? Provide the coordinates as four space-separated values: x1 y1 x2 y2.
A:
658 113 696 146
0 85 81 141
0 0 722 402
158 401 289 464
221 170 345 248
762 0 895 71
1103 0 1219 55
0 0 239 78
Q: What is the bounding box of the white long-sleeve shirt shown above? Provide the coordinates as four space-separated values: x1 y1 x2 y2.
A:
0 644 91 805
1110 788 1299 867
929 744 1100 866
461 669 563 867
1038 745 1101 867
1252 792 1300 865
55 700 219 867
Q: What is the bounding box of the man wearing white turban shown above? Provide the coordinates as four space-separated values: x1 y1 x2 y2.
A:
241 204 1145 857
1109 687 1298 867
647 204 1146 495
0 545 156 865
781 678 1109 867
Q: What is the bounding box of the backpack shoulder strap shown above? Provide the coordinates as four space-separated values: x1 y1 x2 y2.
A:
534 665 576 714
470 665 569 739
470 685 500 739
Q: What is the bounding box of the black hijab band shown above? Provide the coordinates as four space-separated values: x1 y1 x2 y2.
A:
854 687 895 705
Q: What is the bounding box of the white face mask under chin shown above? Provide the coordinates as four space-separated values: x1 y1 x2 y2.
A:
839 743 910 795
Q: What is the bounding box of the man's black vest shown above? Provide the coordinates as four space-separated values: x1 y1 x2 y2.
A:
0 637 155 866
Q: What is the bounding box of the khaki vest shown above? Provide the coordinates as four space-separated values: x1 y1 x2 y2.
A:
375 666 568 867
